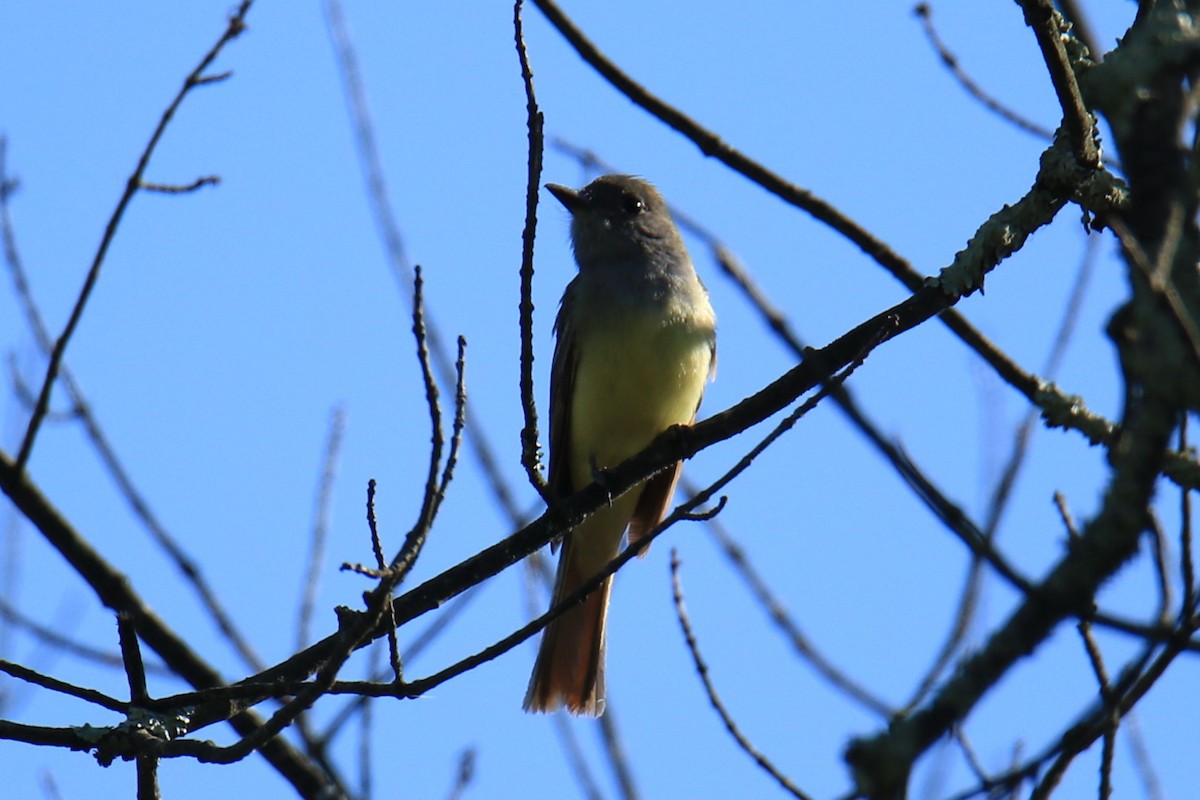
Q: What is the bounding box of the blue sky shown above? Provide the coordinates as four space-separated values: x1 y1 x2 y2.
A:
2 2 1193 799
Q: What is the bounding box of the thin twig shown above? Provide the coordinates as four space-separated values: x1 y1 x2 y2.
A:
323 0 408 272
515 0 550 499
395 263 441 579
1053 491 1081 538
325 0 535 582
341 263 454 713
139 177 220 194
315 587 484 749
950 727 994 788
0 88 265 682
1180 418 1195 619
1123 711 1166 800
1014 0 1100 169
15 2 251 470
596 708 640 800
117 612 149 707
690 482 892 718
1108 207 1200 365
324 0 520 533
298 406 347 650
669 551 812 800
906 231 1099 712
358 644 378 800
434 338 468 512
915 4 1054 140
552 713 604 800
320 10 553 761
520 554 610 800
0 659 128 713
323 0 525 546
340 269 448 582
444 748 476 800
1076 620 1117 800
1147 512 1174 625
0 596 168 674
363 480 402 683
129 614 163 800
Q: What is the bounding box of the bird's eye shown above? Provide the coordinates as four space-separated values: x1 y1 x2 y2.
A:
622 195 645 215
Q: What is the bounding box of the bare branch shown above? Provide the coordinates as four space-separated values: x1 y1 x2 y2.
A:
595 708 640 800
515 0 550 499
0 453 337 797
434 337 469 512
15 1 252 470
297 406 347 650
444 747 476 800
0 68 266 683
0 659 128 713
117 612 149 708
1180 419 1196 618
693 483 893 719
1013 0 1101 169
915 3 1054 140
138 176 220 194
669 551 812 800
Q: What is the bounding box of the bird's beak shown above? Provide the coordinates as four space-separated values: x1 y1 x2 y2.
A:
546 183 586 214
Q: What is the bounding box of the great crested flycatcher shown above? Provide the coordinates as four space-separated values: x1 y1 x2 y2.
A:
524 174 717 716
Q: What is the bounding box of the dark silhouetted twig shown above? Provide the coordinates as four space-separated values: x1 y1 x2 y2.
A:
1 120 265 681
670 551 812 800
515 0 550 499
139 176 220 194
15 2 252 470
0 659 127 713
690 482 892 718
915 4 1054 141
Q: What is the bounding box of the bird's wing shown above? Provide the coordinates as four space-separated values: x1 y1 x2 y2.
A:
626 459 682 551
547 281 580 552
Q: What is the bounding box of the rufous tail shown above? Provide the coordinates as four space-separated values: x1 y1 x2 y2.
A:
523 547 613 716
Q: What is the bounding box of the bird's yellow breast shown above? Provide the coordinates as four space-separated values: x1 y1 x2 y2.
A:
568 311 713 490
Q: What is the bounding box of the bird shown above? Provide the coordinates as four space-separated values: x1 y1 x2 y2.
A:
524 174 716 716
